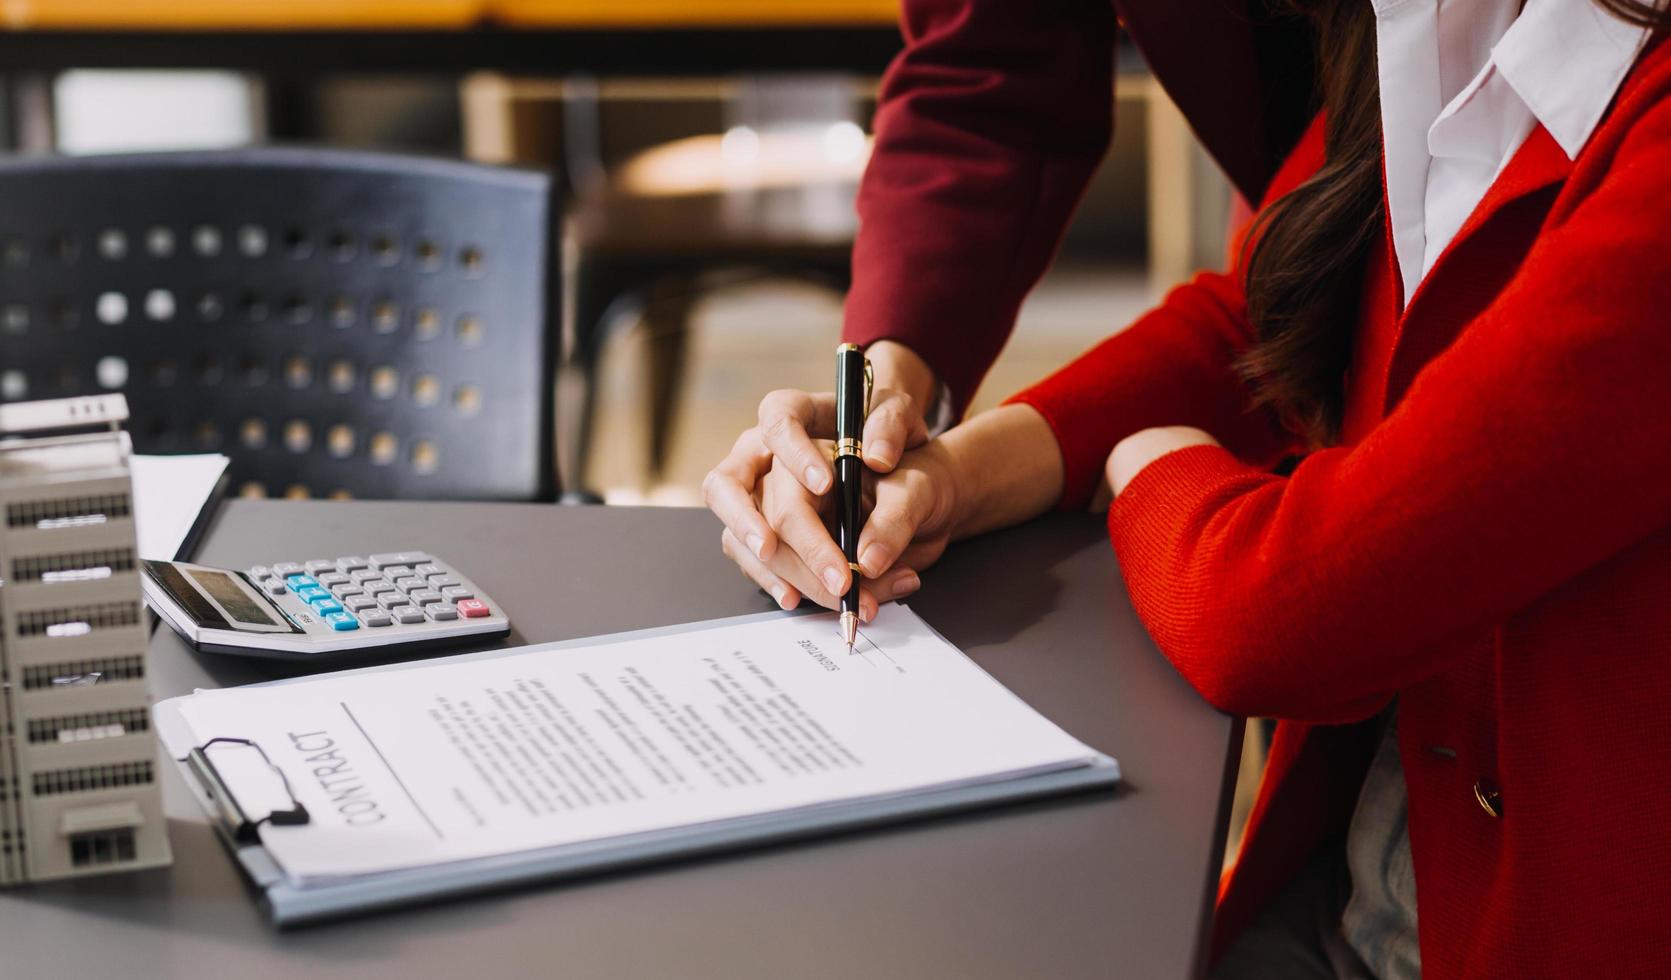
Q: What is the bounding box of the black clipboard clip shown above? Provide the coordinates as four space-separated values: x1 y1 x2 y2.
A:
182 737 310 843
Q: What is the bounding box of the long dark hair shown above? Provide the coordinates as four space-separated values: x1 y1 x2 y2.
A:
1239 0 1670 447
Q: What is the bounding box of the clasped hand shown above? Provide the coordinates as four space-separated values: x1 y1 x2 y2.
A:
704 385 954 625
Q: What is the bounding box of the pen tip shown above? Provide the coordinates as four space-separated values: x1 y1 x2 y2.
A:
840 611 858 649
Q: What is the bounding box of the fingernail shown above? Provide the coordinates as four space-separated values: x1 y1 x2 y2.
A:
769 583 789 607
822 566 845 595
868 440 896 464
892 571 921 597
859 545 884 576
805 465 829 493
746 532 766 559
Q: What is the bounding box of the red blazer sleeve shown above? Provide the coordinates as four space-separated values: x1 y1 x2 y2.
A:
1111 97 1671 724
1001 115 1328 510
842 0 1117 414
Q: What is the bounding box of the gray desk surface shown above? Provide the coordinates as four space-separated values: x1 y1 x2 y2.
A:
0 501 1240 980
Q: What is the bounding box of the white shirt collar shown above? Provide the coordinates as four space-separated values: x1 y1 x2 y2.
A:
1493 0 1651 159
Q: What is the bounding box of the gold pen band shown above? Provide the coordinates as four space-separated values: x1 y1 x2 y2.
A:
836 437 862 459
849 562 863 573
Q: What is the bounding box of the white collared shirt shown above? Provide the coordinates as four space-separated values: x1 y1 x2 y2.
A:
1373 0 1650 302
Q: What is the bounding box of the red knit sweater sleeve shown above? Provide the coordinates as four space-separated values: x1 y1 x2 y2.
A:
1111 93 1671 724
1002 115 1328 510
842 0 1117 415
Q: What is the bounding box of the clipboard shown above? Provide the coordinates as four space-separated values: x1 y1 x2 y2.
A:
155 610 1122 928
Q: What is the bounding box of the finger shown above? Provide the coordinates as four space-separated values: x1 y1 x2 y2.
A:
721 528 799 609
758 389 838 494
764 466 853 599
865 564 922 603
862 389 930 473
703 432 778 560
855 474 932 579
762 539 843 610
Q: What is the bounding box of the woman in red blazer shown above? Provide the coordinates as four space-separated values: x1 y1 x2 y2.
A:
711 1 1671 976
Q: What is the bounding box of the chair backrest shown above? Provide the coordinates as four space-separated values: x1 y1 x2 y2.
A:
0 147 558 501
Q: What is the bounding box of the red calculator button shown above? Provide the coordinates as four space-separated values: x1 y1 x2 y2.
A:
457 599 491 618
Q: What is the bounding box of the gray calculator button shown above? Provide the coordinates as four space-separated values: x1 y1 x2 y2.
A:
317 572 350 586
426 603 458 621
346 595 380 612
350 568 382 582
370 551 431 569
262 578 288 595
389 606 426 625
305 559 336 573
414 563 444 577
408 589 444 606
362 579 396 595
272 562 304 575
248 565 272 580
379 565 412 580
361 611 393 628
440 585 473 600
428 576 461 589
331 583 364 598
336 556 369 571
393 576 424 593
378 591 410 609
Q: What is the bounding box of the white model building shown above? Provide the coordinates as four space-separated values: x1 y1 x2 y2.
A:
0 394 171 883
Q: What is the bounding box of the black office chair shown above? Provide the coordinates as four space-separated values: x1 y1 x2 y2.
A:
0 147 559 501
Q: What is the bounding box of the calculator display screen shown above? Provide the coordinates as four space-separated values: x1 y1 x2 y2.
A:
186 569 279 627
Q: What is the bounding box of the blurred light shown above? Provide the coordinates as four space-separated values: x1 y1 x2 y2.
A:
720 126 761 166
822 121 867 163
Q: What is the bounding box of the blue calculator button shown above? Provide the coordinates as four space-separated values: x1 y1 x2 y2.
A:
295 585 330 603
286 574 320 590
310 598 345 615
323 611 359 631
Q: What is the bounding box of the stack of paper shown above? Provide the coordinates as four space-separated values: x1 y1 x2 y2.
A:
158 606 1118 917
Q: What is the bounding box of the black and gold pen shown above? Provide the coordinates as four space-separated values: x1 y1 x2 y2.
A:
835 343 871 651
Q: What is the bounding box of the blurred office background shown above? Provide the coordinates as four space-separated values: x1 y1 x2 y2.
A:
0 1 1253 852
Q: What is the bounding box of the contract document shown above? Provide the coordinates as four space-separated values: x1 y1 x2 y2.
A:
158 605 1119 921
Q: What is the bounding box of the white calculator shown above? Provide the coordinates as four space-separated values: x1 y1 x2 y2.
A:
142 551 510 664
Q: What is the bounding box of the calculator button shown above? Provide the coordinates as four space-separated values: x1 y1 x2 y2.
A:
426 603 458 621
370 552 432 569
428 576 461 589
310 597 345 616
361 611 393 628
379 565 413 581
331 583 364 598
457 599 491 618
305 560 337 574
286 574 320 590
295 585 330 603
317 572 350 587
362 579 396 595
414 563 444 577
262 578 288 595
323 611 359 631
272 562 304 575
440 585 473 600
350 568 382 582
408 589 444 606
336 556 369 572
389 606 426 625
378 590 410 609
393 576 425 593
247 565 272 580
345 595 379 612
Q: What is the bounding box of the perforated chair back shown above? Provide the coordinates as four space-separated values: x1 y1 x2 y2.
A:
0 148 557 501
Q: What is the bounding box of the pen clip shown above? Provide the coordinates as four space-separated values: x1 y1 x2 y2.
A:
863 358 873 419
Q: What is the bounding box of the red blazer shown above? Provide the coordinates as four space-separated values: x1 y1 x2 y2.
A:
1004 32 1671 980
842 0 1314 413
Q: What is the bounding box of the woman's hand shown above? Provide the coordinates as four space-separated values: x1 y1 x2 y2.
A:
719 437 950 618
1106 426 1222 497
717 404 1068 617
703 341 938 596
